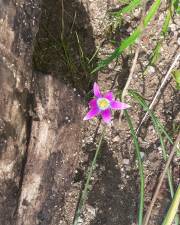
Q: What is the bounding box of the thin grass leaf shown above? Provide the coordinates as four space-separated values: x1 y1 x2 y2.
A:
146 0 175 68
143 0 161 27
75 32 90 77
128 90 173 144
92 0 161 73
162 8 171 35
112 0 141 17
162 185 180 225
149 43 161 65
129 90 179 224
128 89 171 169
172 69 180 90
125 110 144 225
174 0 180 13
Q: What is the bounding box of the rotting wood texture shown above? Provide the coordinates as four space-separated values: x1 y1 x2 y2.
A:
0 1 83 225
16 73 82 225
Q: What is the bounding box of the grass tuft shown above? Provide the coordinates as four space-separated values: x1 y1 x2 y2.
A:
92 0 162 73
129 90 179 224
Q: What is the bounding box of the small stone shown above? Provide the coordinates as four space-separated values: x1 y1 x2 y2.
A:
77 217 83 224
112 136 120 143
133 8 141 18
127 27 133 33
170 23 176 32
140 152 145 159
148 66 155 74
86 205 96 217
177 37 180 46
174 17 180 26
123 159 130 165
126 166 131 171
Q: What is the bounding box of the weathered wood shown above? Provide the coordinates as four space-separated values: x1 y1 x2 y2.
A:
0 1 41 224
16 74 82 225
0 1 84 224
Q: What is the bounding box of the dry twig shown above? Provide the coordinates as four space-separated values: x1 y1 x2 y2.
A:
119 44 141 121
119 1 146 122
143 132 180 225
136 52 180 134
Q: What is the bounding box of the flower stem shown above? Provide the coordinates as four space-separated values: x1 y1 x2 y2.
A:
73 127 106 225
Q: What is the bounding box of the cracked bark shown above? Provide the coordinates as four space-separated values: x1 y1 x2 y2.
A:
16 73 83 225
0 1 83 224
0 1 41 224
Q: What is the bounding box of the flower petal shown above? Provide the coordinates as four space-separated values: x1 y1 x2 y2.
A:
111 100 130 110
104 91 114 101
83 108 100 120
89 99 98 109
93 82 102 97
101 109 112 123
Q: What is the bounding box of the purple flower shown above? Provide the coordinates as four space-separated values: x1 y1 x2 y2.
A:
83 82 130 123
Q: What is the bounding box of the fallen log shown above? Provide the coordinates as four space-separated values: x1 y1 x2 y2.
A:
0 1 41 224
16 73 82 225
0 1 83 225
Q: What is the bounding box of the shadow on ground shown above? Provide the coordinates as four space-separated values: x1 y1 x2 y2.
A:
85 140 137 225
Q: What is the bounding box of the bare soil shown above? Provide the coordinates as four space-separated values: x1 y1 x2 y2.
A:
33 1 179 225
0 0 179 225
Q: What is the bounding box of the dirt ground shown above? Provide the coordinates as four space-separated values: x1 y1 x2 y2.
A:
33 0 180 224
1 0 179 224
32 0 180 225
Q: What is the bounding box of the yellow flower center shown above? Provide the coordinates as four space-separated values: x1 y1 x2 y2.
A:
97 98 110 110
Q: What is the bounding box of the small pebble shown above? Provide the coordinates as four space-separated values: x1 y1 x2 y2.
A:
140 152 145 159
112 136 120 143
123 159 130 165
169 23 176 32
148 66 155 74
86 205 96 217
177 37 180 46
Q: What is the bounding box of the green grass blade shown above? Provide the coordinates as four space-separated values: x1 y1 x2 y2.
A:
145 0 175 68
162 185 180 225
112 0 141 17
148 0 177 68
172 69 180 90
128 90 173 144
92 0 162 72
129 92 179 224
149 43 161 65
73 128 105 225
174 0 180 13
125 110 144 225
162 9 171 35
128 90 172 176
128 90 179 224
143 0 161 27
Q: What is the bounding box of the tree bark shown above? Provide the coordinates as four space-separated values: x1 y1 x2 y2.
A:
0 1 83 224
0 1 41 224
16 73 82 225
